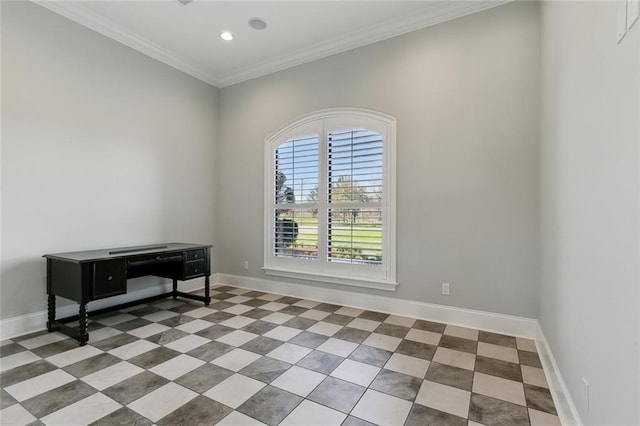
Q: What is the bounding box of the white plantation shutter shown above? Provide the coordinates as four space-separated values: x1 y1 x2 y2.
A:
327 129 383 265
265 109 396 290
273 136 319 259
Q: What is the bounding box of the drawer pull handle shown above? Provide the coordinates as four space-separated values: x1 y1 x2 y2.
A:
194 254 198 258
156 256 161 260
108 275 113 281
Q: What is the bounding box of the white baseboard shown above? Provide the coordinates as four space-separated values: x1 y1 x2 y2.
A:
536 324 583 426
0 278 205 341
215 273 539 339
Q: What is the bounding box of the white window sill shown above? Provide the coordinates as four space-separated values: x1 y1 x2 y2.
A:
262 267 398 292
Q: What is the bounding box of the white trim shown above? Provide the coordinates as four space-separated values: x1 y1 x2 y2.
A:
33 0 512 88
536 324 584 426
215 1 513 87
0 277 207 341
264 108 397 287
262 267 398 292
32 1 219 87
216 273 538 339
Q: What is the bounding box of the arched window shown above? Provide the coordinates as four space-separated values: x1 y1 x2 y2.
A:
264 108 397 290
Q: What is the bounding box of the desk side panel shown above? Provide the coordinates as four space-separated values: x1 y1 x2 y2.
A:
48 259 82 303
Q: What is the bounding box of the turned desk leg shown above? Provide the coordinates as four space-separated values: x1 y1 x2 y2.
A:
78 304 89 346
172 279 178 299
204 276 211 305
47 294 56 332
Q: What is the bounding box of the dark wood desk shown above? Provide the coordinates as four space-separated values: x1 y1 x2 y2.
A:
43 243 212 345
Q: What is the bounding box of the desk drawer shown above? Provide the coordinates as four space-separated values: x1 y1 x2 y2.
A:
92 259 126 300
186 250 205 262
184 261 205 279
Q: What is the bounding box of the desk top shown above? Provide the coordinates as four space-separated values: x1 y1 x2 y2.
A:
43 243 212 263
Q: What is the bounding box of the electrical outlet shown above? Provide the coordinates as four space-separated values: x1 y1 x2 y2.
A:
583 377 590 411
243 261 249 270
442 283 450 295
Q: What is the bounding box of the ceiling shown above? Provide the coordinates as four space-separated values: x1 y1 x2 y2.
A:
36 0 510 88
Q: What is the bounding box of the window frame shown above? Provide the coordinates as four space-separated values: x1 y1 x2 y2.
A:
263 108 397 291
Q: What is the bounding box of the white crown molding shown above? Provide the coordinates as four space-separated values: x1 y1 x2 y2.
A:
33 0 511 89
33 0 220 87
216 0 512 87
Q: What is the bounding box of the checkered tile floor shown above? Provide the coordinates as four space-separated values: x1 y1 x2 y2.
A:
0 285 560 425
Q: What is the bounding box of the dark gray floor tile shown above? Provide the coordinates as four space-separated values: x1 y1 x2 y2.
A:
275 296 301 305
103 371 169 405
21 380 96 418
63 353 121 378
342 416 376 426
175 363 234 393
243 299 270 308
128 347 181 369
145 328 190 345
323 314 354 326
283 317 317 330
241 336 284 355
469 393 530 426
188 341 235 362
439 335 477 354
348 345 392 367
211 292 235 301
478 331 517 349
25 420 45 426
374 323 410 339
518 350 542 368
195 324 235 340
1 343 26 357
358 310 390 322
213 286 236 292
89 407 153 426
126 306 161 317
201 311 236 324
240 357 291 383
158 314 197 328
424 362 474 391
112 318 153 332
405 403 467 426
91 333 138 351
396 340 437 360
244 291 267 298
1 389 17 410
475 356 522 382
524 384 557 415
13 330 49 342
297 351 343 374
413 320 446 334
308 377 366 413
210 301 235 311
242 309 273 320
30 339 78 358
279 306 308 316
289 332 329 349
170 302 205 313
237 386 302 426
241 321 279 336
314 303 342 312
158 395 232 426
370 369 422 401
333 327 371 344
0 360 57 387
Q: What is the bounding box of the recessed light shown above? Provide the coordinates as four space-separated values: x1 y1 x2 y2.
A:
220 31 234 41
248 18 267 30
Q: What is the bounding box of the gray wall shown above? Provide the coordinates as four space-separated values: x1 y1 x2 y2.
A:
539 1 640 424
1 2 219 319
217 1 541 318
